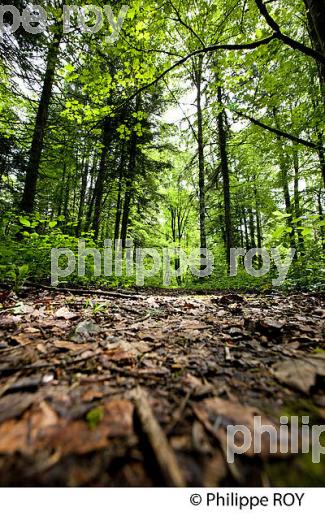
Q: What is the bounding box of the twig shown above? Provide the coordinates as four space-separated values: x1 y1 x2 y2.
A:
166 389 192 434
132 386 186 487
22 283 143 300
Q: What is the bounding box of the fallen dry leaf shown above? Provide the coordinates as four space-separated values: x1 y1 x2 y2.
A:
272 354 325 394
53 339 94 352
54 307 79 320
193 397 284 460
104 340 152 361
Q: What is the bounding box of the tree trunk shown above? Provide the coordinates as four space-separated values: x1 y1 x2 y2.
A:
120 129 138 247
293 150 305 253
217 85 233 267
253 179 262 250
279 152 296 250
114 143 126 243
20 24 62 213
304 0 325 105
317 133 325 187
194 56 207 251
76 159 89 237
243 208 250 249
93 118 112 240
273 109 296 250
304 0 325 55
317 188 325 250
248 208 256 249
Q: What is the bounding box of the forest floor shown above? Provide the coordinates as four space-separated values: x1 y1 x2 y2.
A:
0 287 324 486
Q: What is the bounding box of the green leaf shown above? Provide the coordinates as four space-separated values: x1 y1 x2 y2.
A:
19 217 31 227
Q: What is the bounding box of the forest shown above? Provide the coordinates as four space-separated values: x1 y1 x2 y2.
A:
0 0 324 488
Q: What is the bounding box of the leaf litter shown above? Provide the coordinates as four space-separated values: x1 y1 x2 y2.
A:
0 287 324 486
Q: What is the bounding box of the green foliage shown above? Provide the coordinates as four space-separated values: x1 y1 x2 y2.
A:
86 407 105 429
0 0 324 292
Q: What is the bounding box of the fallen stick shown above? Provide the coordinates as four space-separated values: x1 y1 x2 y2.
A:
132 386 186 487
166 389 192 434
22 282 143 300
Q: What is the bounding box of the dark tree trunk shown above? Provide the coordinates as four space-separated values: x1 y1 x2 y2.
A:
20 24 62 213
194 56 207 250
93 118 112 240
293 150 305 253
217 85 233 267
304 0 325 105
63 165 70 220
243 208 250 249
317 189 325 251
114 143 126 243
76 160 89 237
57 159 66 217
248 208 256 249
279 154 296 250
253 179 262 250
304 0 325 52
273 109 296 250
120 129 138 247
317 133 325 187
317 188 325 250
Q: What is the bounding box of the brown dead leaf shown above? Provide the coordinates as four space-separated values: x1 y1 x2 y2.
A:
54 307 78 320
193 397 282 459
104 340 151 361
39 399 134 455
53 339 94 352
82 388 104 402
272 353 325 394
0 399 133 457
0 401 59 455
0 392 35 422
10 334 33 346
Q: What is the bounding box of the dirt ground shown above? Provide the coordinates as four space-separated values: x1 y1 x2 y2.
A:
0 287 324 486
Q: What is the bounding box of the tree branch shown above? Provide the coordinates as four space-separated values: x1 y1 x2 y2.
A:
119 35 277 107
232 109 324 151
255 0 325 66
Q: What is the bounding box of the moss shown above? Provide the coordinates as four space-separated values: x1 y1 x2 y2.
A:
266 451 325 486
313 348 325 355
266 403 325 485
283 398 321 421
86 406 105 429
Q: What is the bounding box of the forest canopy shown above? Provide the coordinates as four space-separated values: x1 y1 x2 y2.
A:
0 0 324 290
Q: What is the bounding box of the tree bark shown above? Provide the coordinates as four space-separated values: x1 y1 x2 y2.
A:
194 56 207 250
20 24 62 213
317 188 325 250
114 143 126 243
93 118 112 240
304 1 325 55
293 150 305 253
304 0 325 106
120 129 138 247
317 133 325 187
76 158 89 237
217 85 233 267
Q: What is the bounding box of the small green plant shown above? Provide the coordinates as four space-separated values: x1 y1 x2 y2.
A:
86 406 104 429
7 264 30 293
